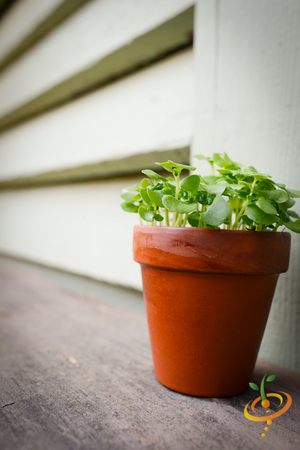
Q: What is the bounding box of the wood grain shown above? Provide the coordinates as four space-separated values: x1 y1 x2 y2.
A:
0 264 299 449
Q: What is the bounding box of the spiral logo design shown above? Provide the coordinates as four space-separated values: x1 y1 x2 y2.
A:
244 391 292 421
244 373 292 437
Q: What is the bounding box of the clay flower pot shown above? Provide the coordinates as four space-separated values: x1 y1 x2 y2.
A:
133 225 291 397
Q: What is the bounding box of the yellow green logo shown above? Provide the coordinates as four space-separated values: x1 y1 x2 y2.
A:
244 373 292 437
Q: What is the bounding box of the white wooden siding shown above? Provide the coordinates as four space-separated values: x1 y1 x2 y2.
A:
0 176 143 290
0 0 193 118
0 48 193 180
0 0 63 61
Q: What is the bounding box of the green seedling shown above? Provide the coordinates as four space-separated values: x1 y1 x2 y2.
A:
249 374 277 408
120 154 300 231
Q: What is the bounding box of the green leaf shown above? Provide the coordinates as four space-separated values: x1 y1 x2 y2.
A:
154 213 164 222
249 382 259 391
122 184 139 192
213 153 226 167
202 181 227 196
147 189 164 208
217 169 234 175
288 210 300 219
187 211 201 227
140 188 152 205
202 196 230 226
284 220 300 233
256 196 278 215
203 176 221 185
241 215 253 226
121 202 139 213
138 206 155 222
161 187 174 196
286 188 300 198
194 154 214 163
257 180 276 191
243 168 271 179
141 178 153 189
141 170 166 182
121 192 136 202
162 195 197 213
273 182 286 189
279 198 296 212
180 175 200 195
266 374 276 382
228 184 246 191
246 204 279 225
132 193 141 202
262 190 289 203
155 160 196 174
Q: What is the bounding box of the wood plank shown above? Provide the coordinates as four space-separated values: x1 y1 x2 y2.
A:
0 3 194 131
0 48 193 181
0 0 90 72
0 264 299 450
0 0 64 60
0 147 189 189
0 175 144 290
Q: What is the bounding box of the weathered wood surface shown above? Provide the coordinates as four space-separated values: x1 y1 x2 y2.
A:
0 264 299 450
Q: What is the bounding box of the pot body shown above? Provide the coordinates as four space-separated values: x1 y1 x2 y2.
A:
133 226 291 397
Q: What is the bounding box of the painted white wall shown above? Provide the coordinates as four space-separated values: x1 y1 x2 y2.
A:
0 176 143 290
0 48 193 180
0 0 64 61
0 0 194 117
193 0 300 372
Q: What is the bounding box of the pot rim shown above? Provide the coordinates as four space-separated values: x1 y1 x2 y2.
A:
133 225 291 275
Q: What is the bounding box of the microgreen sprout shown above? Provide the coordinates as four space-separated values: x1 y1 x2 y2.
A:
121 153 300 232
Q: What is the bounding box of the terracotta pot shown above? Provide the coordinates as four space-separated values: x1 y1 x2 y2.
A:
133 226 291 397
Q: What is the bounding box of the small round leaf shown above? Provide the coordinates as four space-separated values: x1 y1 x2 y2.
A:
202 196 230 226
121 202 139 213
138 206 155 222
246 204 279 225
256 196 278 215
283 220 300 233
162 195 197 213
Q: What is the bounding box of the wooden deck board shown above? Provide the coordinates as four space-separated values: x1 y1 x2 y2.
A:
0 263 299 450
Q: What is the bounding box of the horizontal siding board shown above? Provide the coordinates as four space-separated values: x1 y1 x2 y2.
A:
0 0 64 61
0 4 194 131
0 147 190 190
0 0 194 122
0 175 144 290
0 48 193 181
0 0 91 72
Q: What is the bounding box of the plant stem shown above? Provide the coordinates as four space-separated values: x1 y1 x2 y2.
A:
232 199 248 229
172 173 181 226
183 213 188 227
174 213 182 227
172 212 177 226
165 208 170 227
